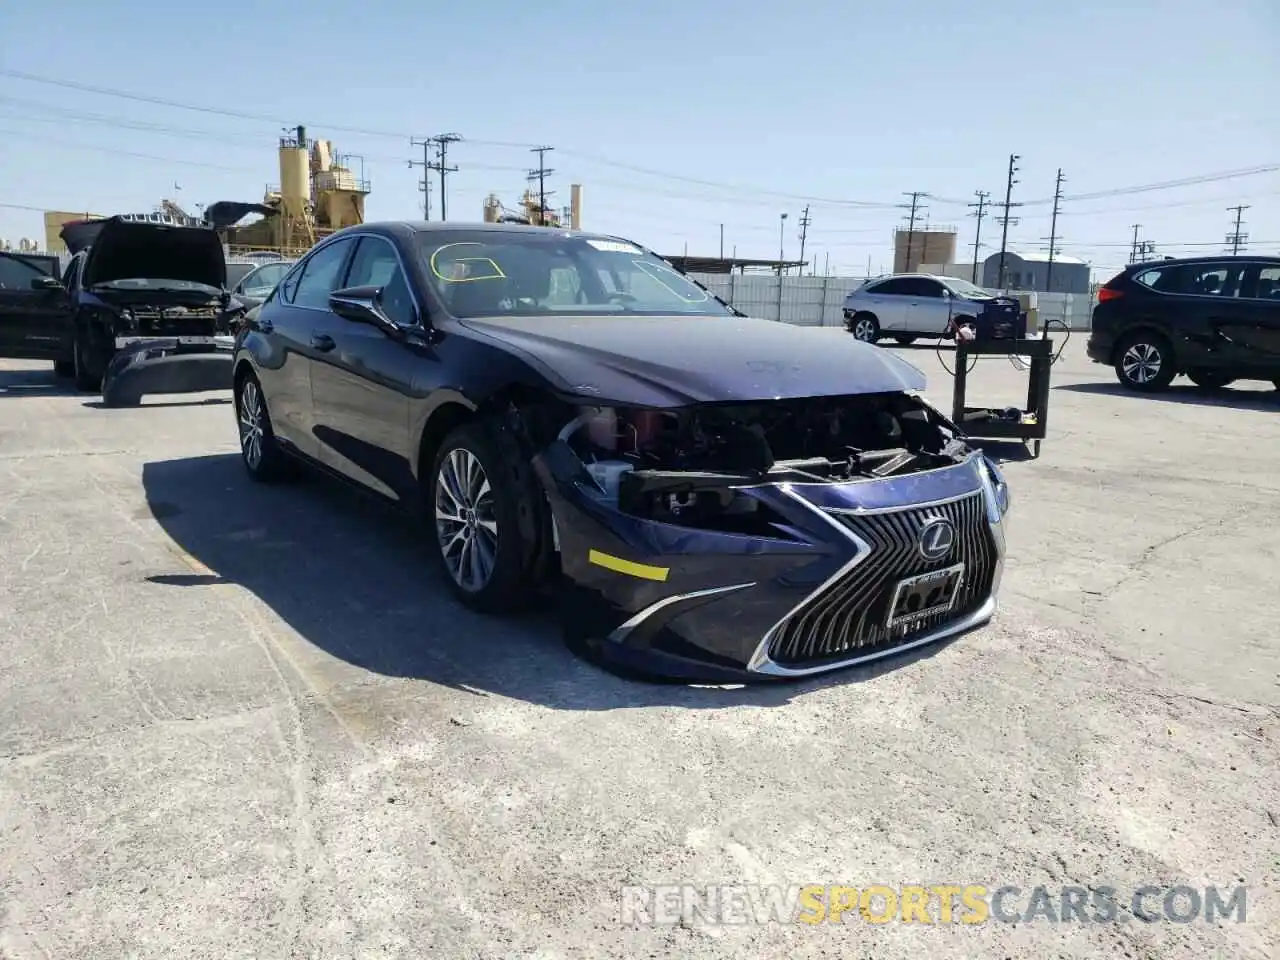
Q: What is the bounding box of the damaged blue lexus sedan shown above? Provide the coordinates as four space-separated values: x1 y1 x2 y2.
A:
231 222 1011 682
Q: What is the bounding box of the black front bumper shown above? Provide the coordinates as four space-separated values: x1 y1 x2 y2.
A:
100 337 234 407
539 448 1008 682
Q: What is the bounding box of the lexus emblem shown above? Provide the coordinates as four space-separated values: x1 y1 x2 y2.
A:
918 518 955 561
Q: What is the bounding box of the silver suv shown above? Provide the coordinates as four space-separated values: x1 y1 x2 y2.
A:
843 273 996 344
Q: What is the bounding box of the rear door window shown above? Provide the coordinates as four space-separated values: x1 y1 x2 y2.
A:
1134 262 1244 297
868 278 911 296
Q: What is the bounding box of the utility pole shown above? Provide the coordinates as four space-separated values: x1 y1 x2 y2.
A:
995 154 1021 290
1129 224 1142 263
777 212 788 275
428 133 461 221
900 192 926 272
1226 204 1249 255
528 146 554 225
967 190 990 283
719 223 724 260
1042 168 1066 293
797 205 812 275
408 137 435 220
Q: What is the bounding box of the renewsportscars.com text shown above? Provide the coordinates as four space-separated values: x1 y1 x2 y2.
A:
619 883 1249 926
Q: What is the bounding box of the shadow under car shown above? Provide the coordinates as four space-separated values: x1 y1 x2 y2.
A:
140 453 953 708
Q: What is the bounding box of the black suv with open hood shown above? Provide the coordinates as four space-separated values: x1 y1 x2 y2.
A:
0 216 247 405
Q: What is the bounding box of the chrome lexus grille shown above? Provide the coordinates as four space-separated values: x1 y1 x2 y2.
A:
767 492 997 666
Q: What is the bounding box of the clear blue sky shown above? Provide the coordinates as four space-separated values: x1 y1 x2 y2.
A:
1 0 1276 278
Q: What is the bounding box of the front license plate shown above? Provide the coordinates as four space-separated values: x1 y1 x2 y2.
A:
886 563 965 629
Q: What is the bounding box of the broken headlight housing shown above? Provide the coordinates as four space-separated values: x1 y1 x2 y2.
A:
978 454 1011 521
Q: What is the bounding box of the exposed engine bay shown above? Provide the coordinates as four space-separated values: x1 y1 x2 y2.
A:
111 302 229 337
558 393 971 533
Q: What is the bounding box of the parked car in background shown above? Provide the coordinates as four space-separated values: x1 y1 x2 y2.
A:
1087 255 1280 392
230 258 295 308
0 216 246 403
232 221 1011 682
842 273 1016 344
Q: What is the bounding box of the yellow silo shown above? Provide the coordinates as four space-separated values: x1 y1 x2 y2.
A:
278 126 311 220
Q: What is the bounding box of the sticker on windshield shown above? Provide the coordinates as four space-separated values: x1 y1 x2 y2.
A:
429 242 507 282
631 260 710 303
585 239 643 255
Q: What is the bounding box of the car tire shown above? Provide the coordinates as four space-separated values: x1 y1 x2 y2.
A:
849 312 880 343
893 335 917 345
1186 369 1235 390
235 371 294 482
1114 331 1176 392
428 419 546 614
53 360 74 379
72 334 101 393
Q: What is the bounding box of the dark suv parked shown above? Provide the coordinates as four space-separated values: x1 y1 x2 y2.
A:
1087 255 1280 391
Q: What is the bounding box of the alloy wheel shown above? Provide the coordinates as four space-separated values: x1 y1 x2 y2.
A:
853 317 877 342
238 380 265 470
435 448 499 592
1120 342 1163 385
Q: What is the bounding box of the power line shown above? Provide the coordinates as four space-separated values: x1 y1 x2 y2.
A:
0 126 253 171
1042 169 1066 293
1226 204 1249 255
528 146 554 225
0 70 1276 214
967 190 989 283
408 136 435 220
995 154 1021 290
428 134 461 221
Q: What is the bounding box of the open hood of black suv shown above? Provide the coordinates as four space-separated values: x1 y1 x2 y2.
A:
63 216 227 289
459 314 928 407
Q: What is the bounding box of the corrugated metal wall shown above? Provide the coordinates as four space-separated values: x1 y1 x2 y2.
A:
690 273 1096 330
688 273 867 326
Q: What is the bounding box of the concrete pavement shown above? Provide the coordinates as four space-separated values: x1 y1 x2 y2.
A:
0 339 1276 959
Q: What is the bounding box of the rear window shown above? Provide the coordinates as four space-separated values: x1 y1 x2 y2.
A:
1132 267 1168 290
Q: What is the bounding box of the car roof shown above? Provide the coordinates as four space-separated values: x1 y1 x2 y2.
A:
1127 254 1280 270
331 221 635 242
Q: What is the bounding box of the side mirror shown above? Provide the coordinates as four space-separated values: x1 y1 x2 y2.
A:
31 276 62 291
329 285 404 337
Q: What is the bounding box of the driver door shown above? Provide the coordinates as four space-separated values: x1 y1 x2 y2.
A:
311 235 421 503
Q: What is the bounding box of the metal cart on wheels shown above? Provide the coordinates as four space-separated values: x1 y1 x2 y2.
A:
950 337 1053 458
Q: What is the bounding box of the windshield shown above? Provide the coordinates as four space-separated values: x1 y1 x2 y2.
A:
942 277 991 298
93 278 222 294
417 230 735 319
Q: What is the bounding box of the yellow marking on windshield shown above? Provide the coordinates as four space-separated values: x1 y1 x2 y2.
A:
429 242 507 282
631 260 709 303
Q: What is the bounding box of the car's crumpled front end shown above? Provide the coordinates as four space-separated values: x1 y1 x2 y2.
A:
534 393 1011 682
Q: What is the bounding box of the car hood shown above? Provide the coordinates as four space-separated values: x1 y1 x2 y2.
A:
64 216 227 289
457 314 927 407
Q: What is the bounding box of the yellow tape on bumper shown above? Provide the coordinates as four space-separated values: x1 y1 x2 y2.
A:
587 549 670 582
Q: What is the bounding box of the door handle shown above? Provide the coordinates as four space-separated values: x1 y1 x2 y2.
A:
310 333 336 352
258 319 274 334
